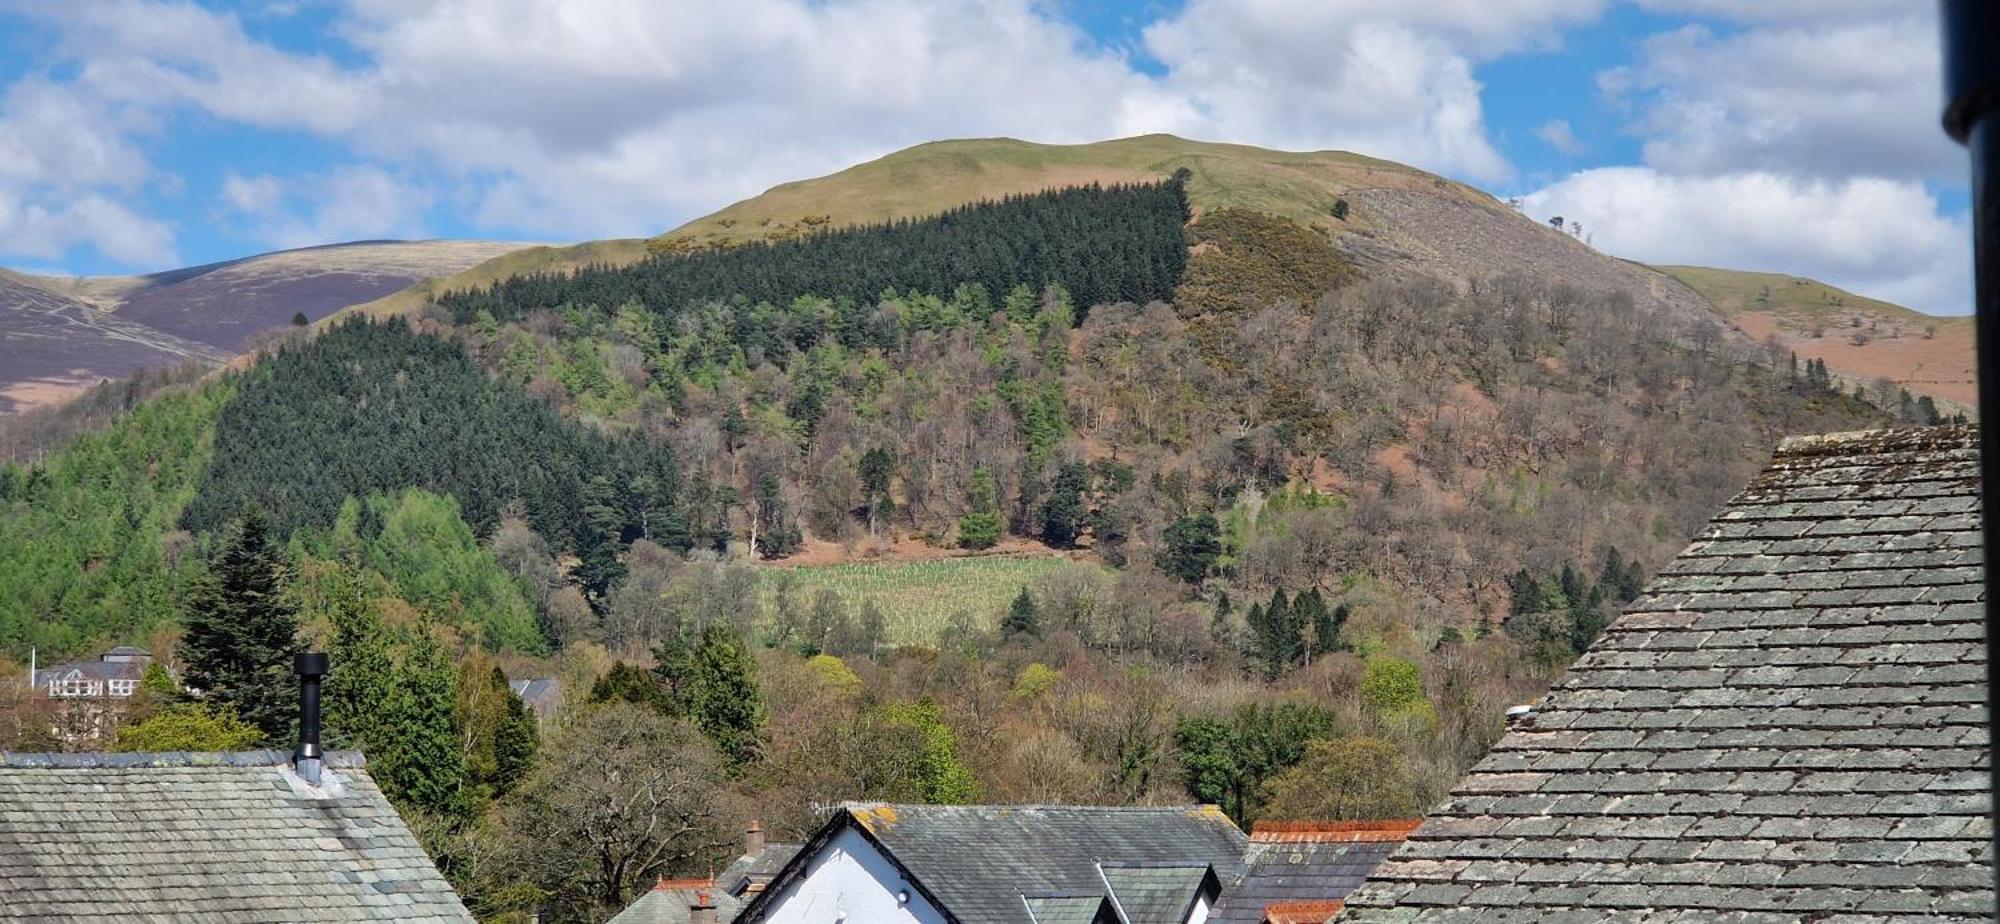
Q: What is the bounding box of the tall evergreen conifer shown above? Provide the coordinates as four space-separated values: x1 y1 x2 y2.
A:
178 511 300 743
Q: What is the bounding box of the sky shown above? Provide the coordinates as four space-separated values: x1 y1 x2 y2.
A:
0 0 1974 314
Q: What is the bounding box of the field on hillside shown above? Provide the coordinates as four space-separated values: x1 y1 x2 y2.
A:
760 555 1101 645
1664 265 1977 407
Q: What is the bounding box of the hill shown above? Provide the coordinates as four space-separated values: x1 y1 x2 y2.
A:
1661 265 1977 408
1 240 527 413
0 270 229 413
360 135 1719 334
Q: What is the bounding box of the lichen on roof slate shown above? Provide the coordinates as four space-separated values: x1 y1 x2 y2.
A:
0 750 471 921
1338 425 1994 923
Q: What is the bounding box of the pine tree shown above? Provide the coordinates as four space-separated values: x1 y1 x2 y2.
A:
1159 513 1221 585
179 511 301 744
1001 587 1042 638
1039 462 1090 548
687 624 766 769
375 627 468 820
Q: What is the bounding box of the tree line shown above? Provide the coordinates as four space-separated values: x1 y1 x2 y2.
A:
436 176 1192 329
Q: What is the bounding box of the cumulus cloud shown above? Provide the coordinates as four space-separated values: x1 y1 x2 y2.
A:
1142 0 1603 182
1523 167 1970 314
1610 16 1954 181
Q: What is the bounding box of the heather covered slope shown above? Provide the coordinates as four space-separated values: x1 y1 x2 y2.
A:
0 240 527 413
0 270 228 413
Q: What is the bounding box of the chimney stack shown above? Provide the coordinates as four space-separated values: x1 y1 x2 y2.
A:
294 652 329 784
746 819 766 856
690 889 717 924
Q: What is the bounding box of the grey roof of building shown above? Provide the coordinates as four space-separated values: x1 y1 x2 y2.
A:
1337 427 1994 923
738 803 1250 924
0 749 473 922
31 657 145 687
508 676 563 717
607 885 742 924
1024 893 1119 924
1099 863 1216 923
101 645 152 658
719 842 801 897
1210 838 1405 924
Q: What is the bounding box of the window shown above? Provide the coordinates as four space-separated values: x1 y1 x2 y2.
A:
107 679 137 697
52 672 92 697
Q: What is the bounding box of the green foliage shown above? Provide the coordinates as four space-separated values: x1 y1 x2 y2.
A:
1039 462 1090 548
1009 662 1061 700
444 179 1190 327
316 490 544 652
317 561 396 753
458 660 539 800
183 318 691 579
111 703 263 752
588 662 673 713
683 624 767 769
1175 208 1349 317
1001 586 1041 638
179 511 301 744
0 383 225 653
1261 737 1423 821
1360 657 1437 735
873 701 981 803
374 628 469 820
804 654 862 695
956 512 1002 550
1158 513 1221 585
1174 702 1336 822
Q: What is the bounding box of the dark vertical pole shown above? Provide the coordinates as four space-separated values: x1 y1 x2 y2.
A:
1940 0 2000 896
294 651 329 784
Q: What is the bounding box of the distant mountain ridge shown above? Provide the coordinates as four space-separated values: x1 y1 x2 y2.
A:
0 239 527 412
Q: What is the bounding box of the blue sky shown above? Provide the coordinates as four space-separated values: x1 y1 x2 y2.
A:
0 1 1972 313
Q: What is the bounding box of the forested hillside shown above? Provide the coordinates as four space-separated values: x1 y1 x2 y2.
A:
0 148 1904 923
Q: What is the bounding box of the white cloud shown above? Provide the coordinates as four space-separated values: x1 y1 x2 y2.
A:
1523 167 1970 314
218 167 434 250
5 0 1617 260
1535 119 1583 156
1613 16 1955 181
1141 0 1604 182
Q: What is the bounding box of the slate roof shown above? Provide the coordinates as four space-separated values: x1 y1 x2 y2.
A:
0 750 473 922
1099 863 1217 922
1210 821 1420 924
508 676 563 720
1337 426 1993 923
717 840 800 898
1024 893 1119 923
737 803 1250 924
608 879 740 924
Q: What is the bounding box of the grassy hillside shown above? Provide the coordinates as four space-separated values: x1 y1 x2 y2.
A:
1662 265 1976 407
655 134 1488 248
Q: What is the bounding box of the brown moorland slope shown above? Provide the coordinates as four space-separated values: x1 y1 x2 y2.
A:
1662 265 1976 408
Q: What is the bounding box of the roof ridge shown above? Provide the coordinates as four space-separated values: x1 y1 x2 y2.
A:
1250 820 1421 842
839 801 1222 812
1772 424 1977 460
0 749 368 769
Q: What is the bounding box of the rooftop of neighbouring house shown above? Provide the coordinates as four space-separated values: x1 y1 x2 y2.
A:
0 750 472 922
1336 426 1993 922
738 803 1252 923
1208 821 1421 924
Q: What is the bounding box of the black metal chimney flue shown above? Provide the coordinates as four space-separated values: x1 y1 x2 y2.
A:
1939 0 2000 896
294 651 329 784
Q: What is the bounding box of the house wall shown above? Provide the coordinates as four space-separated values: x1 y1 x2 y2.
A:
753 827 947 924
